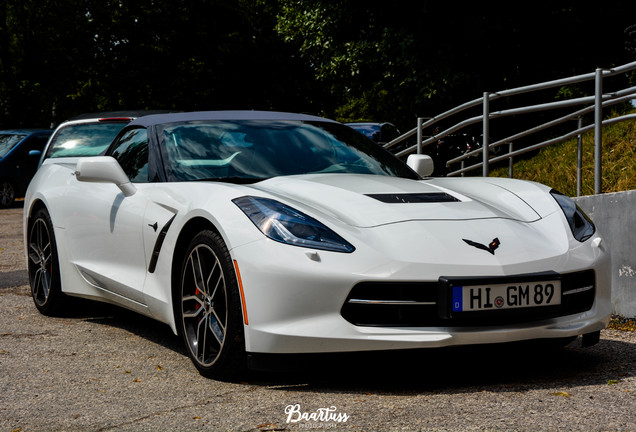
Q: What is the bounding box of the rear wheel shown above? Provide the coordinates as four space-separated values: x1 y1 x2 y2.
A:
0 181 15 208
28 208 65 315
177 230 246 380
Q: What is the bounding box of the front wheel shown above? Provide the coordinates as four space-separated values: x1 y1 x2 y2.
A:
28 208 65 315
177 230 246 380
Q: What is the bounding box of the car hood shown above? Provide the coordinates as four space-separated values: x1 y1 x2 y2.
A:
250 174 546 228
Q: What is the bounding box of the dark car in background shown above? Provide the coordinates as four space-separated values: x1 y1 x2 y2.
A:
0 130 52 208
345 122 401 145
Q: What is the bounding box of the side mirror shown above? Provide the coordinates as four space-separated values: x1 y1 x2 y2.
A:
75 156 137 197
406 154 434 177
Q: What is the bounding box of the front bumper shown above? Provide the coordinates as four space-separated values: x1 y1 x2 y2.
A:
232 219 612 354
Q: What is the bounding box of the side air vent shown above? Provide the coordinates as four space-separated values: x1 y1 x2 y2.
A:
365 192 459 204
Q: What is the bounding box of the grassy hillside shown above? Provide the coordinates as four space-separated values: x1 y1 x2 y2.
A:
490 109 636 196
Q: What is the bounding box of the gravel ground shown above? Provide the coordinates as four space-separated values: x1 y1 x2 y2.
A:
1 205 635 432
0 205 27 273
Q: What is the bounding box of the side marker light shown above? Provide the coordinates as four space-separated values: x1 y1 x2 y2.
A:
233 260 249 325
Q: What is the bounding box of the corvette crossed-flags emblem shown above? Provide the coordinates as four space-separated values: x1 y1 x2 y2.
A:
462 237 501 255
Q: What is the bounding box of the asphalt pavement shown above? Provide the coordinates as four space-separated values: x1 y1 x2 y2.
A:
1 204 635 431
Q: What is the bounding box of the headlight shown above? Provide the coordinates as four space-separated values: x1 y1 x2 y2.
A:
550 190 595 242
233 196 355 253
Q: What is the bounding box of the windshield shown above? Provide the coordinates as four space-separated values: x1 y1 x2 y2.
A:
159 120 417 182
0 134 27 158
47 122 128 158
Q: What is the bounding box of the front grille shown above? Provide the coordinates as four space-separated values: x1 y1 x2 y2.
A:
341 270 596 327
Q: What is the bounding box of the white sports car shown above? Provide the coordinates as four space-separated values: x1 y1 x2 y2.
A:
24 111 611 379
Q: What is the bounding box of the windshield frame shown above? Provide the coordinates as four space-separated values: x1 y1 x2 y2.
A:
44 121 129 160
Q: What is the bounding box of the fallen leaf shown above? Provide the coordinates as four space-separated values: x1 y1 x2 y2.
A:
550 391 572 398
608 380 620 385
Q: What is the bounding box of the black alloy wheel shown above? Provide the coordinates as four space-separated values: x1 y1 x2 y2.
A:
28 208 65 315
0 181 15 208
178 230 246 380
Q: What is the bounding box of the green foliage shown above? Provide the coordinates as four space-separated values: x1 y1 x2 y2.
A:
275 1 435 125
276 1 635 125
0 1 635 130
0 0 315 128
0 0 95 125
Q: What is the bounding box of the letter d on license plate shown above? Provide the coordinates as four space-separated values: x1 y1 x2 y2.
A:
452 280 561 312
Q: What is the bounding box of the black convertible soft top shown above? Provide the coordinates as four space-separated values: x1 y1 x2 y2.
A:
68 110 177 121
129 110 336 127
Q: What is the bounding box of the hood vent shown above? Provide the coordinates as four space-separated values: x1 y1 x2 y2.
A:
366 192 460 204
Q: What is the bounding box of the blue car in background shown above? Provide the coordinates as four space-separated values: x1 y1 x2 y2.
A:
345 122 401 144
0 130 52 208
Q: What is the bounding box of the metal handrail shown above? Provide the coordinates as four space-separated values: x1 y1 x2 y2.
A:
386 60 636 195
446 91 636 165
449 113 636 175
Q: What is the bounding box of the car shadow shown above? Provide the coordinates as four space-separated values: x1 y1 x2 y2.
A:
245 337 634 394
242 338 636 394
0 271 29 291
48 297 635 394
52 298 186 356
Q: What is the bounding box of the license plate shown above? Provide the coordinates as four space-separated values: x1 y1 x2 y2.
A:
451 280 561 312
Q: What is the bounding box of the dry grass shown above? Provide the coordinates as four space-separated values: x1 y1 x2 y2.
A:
491 110 636 196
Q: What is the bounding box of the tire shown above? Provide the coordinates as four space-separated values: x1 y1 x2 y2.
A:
177 230 246 380
0 181 15 208
27 208 65 315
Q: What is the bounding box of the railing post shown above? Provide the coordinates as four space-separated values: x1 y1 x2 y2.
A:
594 69 603 194
508 142 514 178
482 92 490 176
417 117 423 154
577 117 583 197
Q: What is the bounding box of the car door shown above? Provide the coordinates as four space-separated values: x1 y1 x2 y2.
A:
61 128 151 308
